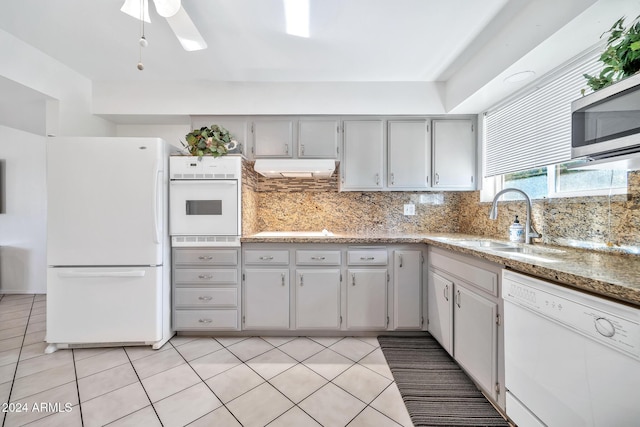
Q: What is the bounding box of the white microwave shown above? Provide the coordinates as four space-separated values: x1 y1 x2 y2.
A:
571 72 640 160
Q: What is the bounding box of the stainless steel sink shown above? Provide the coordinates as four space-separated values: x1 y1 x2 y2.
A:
455 240 511 248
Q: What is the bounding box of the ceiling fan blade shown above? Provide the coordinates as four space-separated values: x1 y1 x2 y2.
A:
120 0 151 23
165 6 207 51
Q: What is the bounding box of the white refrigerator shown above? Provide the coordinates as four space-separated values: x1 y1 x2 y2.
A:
45 137 173 352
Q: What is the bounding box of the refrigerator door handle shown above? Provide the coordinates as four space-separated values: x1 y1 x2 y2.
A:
154 170 162 244
58 270 147 278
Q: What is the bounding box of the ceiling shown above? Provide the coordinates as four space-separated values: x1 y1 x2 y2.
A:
0 0 638 126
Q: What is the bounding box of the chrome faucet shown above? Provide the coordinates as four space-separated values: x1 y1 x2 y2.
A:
489 188 541 244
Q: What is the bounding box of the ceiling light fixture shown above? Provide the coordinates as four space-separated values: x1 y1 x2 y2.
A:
284 0 310 38
504 70 536 83
153 0 181 18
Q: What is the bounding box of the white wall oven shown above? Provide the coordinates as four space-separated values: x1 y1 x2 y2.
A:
170 156 242 247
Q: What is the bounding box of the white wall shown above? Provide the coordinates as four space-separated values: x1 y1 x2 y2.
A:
116 124 191 153
0 126 47 293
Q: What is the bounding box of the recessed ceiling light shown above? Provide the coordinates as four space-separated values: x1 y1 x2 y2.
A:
284 0 310 38
504 70 536 83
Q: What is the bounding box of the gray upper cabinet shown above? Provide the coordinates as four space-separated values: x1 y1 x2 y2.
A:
252 119 294 158
298 118 340 159
432 119 476 190
341 120 385 190
388 120 430 190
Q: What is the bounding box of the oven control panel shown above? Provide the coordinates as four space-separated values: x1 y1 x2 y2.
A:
170 155 242 179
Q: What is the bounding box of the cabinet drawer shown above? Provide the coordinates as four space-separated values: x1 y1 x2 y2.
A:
430 251 498 296
174 249 238 266
174 288 238 308
347 249 388 265
174 309 238 330
244 250 289 265
296 250 341 266
174 269 238 284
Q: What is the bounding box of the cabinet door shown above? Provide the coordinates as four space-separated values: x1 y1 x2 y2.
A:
427 270 453 355
243 269 289 329
388 120 430 189
342 120 384 190
432 119 476 189
295 269 341 329
454 284 498 398
346 269 387 329
298 119 339 158
252 120 294 157
393 250 422 329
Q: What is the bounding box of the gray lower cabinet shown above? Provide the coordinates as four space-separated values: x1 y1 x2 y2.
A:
172 248 241 331
295 269 341 329
427 246 504 410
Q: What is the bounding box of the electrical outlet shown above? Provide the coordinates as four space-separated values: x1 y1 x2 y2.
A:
404 203 415 216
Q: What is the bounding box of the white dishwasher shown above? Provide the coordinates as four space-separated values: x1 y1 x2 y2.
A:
503 270 640 427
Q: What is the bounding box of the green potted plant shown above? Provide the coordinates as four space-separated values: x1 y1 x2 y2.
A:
182 124 238 158
583 15 640 93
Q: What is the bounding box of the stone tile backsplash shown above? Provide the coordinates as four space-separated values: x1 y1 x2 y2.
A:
242 159 639 254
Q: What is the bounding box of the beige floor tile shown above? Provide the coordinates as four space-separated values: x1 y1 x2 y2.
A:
72 347 112 362
30 306 46 316
0 295 33 303
299 382 367 426
268 406 322 426
14 350 73 379
23 405 83 427
0 309 31 323
78 363 139 403
205 363 264 403
308 336 344 347
0 301 33 315
174 337 223 361
75 348 129 379
0 326 27 342
261 336 296 347
358 348 394 380
4 382 79 427
153 382 222 427
188 406 242 427
0 363 16 385
226 337 274 361
302 348 354 380
348 406 403 427
141 363 201 403
370 383 413 427
330 337 376 361
226 382 293 427
333 363 392 403
189 347 241 380
25 320 46 334
106 405 162 427
355 336 381 348
124 343 170 362
131 347 184 379
11 362 76 400
0 380 11 404
19 341 48 361
278 337 325 362
27 313 46 324
81 382 150 427
22 330 46 346
0 316 28 331
270 364 328 403
0 336 24 353
0 348 20 368
245 348 297 380
214 337 249 347
34 295 47 303
169 335 199 347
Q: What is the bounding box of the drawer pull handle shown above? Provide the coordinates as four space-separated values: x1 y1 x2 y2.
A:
198 275 213 280
259 256 274 261
456 290 461 308
444 284 449 302
198 296 213 301
198 318 213 324
360 256 375 261
311 256 326 260
198 256 213 260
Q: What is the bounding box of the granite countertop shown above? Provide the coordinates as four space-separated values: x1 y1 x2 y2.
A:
241 232 640 307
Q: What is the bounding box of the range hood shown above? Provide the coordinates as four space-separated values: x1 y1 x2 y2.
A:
254 159 336 178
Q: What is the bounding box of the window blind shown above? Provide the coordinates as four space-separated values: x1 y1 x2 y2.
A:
484 52 601 177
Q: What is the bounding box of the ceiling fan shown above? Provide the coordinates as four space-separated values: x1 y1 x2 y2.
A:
120 0 207 51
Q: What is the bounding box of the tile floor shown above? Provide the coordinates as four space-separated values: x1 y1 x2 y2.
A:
0 294 414 427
